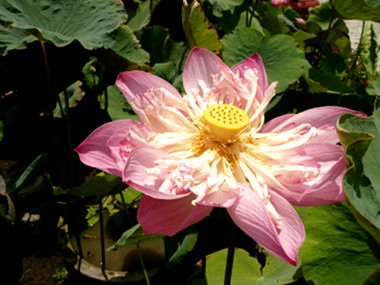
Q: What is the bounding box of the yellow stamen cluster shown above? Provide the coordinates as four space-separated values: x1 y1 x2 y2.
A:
202 104 249 140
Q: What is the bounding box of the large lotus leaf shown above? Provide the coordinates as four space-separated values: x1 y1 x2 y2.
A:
223 27 310 92
206 248 300 285
330 0 380 21
298 203 380 285
0 0 127 49
0 25 35 56
182 0 222 54
337 100 380 244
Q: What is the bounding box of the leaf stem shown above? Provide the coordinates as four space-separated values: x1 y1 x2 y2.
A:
337 21 366 105
99 198 108 280
119 190 151 285
223 221 236 285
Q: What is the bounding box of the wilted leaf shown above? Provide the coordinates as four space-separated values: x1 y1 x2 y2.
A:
110 25 150 66
337 100 380 244
223 27 310 92
53 81 85 118
0 0 127 49
330 0 380 21
182 0 222 54
298 203 380 285
206 248 300 285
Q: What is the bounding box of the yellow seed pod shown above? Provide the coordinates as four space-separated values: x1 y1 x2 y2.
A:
202 104 249 140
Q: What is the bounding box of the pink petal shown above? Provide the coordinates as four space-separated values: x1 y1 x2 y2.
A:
137 195 212 236
75 120 139 177
277 144 346 206
227 189 305 265
107 121 153 171
232 53 268 102
123 145 190 200
261 106 364 133
183 47 228 94
116 71 182 102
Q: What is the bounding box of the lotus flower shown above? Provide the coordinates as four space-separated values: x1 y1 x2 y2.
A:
76 47 361 265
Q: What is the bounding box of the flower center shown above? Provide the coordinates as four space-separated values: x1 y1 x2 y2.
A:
202 104 249 140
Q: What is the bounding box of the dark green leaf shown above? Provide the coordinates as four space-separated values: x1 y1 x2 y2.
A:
82 57 105 90
0 0 127 49
298 203 380 285
127 0 151 32
140 25 187 66
13 153 48 190
165 227 198 264
110 25 150 66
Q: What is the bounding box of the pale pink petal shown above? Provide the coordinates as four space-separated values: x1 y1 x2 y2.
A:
116 71 181 102
273 144 346 206
227 189 304 265
107 121 153 171
130 89 194 133
261 106 364 133
75 120 139 177
183 47 228 94
232 53 268 103
123 145 190 200
137 195 212 236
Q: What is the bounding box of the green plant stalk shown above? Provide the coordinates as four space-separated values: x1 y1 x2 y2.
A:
99 198 108 280
224 222 236 285
247 0 259 28
39 40 66 186
63 89 75 187
119 191 151 285
337 21 366 104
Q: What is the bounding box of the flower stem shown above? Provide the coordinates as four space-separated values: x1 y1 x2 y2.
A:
223 222 236 285
99 198 108 280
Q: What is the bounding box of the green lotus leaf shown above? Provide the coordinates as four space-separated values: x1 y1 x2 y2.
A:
331 0 380 21
298 203 380 285
206 248 300 285
337 100 380 244
0 0 127 49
